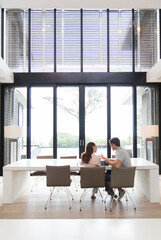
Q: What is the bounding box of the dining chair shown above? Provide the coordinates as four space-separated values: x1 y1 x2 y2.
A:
79 167 105 211
30 155 53 192
60 155 79 191
45 165 72 210
107 167 136 212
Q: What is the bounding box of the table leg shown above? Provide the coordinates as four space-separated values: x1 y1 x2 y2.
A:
3 170 30 204
135 169 159 203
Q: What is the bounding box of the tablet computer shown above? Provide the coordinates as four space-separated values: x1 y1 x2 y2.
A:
101 160 109 166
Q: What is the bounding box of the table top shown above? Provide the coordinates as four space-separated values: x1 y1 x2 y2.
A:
3 158 159 171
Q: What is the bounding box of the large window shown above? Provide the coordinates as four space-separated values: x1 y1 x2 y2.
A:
31 87 53 158
5 9 159 73
3 85 159 165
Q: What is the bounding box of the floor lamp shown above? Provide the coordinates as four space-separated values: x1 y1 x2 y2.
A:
4 126 24 163
140 125 159 162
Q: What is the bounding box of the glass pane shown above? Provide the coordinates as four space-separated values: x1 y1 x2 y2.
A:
83 10 107 72
109 10 132 72
57 87 79 157
31 87 53 158
4 87 27 164
6 10 28 72
31 10 54 72
85 87 107 156
56 10 81 72
135 10 158 72
111 87 133 157
31 11 43 72
137 87 159 163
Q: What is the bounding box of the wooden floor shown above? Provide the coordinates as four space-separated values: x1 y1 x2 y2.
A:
0 176 161 219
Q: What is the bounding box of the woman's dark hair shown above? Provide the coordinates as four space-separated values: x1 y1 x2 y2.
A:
109 137 120 147
81 142 96 164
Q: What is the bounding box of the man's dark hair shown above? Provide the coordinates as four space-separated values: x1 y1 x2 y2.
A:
109 137 120 147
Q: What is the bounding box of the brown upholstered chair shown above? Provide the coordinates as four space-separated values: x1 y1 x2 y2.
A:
60 156 77 159
60 155 79 191
79 167 105 211
108 167 136 212
37 155 53 159
45 165 72 210
30 155 53 192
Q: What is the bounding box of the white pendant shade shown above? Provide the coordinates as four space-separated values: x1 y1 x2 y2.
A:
0 57 14 83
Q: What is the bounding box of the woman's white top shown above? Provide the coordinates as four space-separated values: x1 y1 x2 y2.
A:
83 153 101 167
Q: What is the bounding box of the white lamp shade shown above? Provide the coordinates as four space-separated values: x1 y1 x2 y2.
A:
140 125 159 137
0 57 14 83
4 126 24 139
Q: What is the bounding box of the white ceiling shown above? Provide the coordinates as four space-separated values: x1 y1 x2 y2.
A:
0 0 161 9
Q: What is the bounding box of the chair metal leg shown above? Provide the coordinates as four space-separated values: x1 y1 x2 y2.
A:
80 189 87 202
104 192 109 203
79 190 85 211
68 188 74 201
71 176 79 191
31 176 45 192
62 187 74 201
126 190 136 211
66 188 72 209
109 197 117 212
31 176 40 192
97 189 104 202
80 189 89 211
45 187 55 209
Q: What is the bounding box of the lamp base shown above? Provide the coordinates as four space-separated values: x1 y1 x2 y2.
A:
145 137 154 163
9 139 18 163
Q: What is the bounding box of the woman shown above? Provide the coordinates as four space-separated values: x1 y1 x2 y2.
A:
81 142 101 199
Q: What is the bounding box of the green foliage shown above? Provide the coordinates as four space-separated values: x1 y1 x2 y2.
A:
48 134 132 148
48 134 107 148
95 139 107 147
39 142 46 147
57 133 79 148
121 136 132 147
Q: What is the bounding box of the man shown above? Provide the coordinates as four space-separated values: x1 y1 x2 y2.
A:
101 137 131 199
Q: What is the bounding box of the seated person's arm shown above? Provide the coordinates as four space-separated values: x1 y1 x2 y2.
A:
108 159 121 168
101 155 121 168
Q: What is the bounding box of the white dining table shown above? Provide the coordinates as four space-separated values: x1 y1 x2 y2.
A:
3 158 159 204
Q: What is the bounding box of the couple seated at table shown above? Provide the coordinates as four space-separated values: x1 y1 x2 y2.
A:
81 137 131 200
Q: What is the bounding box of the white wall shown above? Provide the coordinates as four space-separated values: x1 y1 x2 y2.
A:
0 0 161 9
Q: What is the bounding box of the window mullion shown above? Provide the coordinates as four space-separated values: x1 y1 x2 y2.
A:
23 10 26 72
4 9 7 61
62 10 64 71
137 10 141 71
118 10 122 72
43 11 45 71
99 10 103 71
